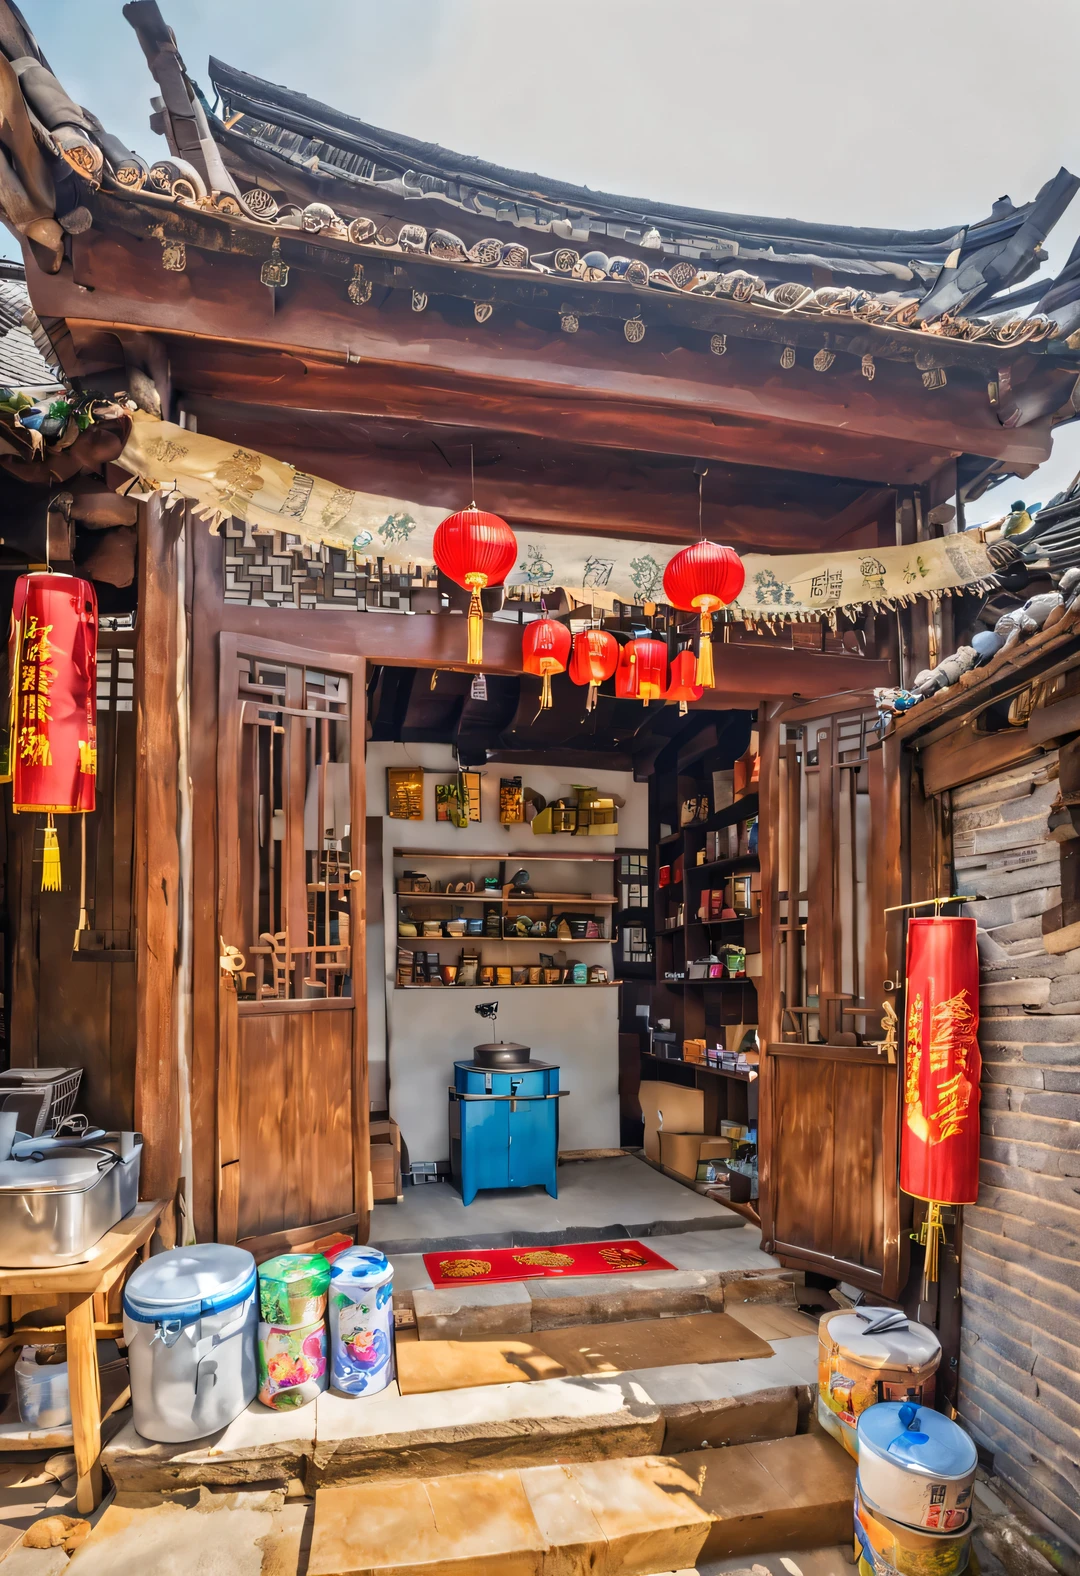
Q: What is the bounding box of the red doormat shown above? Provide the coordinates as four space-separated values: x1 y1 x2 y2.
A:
423 1239 674 1287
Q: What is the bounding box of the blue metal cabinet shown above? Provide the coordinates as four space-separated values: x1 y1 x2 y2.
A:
449 1060 562 1204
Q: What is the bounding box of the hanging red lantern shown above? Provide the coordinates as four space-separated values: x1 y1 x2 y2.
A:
568 628 619 711
900 915 981 1284
616 636 668 704
2 573 97 890
662 541 745 689
432 506 518 666
663 647 703 716
522 617 571 710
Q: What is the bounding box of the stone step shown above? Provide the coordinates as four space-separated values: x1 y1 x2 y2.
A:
305 1434 855 1575
101 1328 820 1495
407 1270 797 1341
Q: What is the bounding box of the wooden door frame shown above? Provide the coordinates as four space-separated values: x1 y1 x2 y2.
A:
757 699 908 1297
215 631 368 1248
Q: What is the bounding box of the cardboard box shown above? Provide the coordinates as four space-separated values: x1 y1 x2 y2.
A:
639 1081 704 1163
659 1132 733 1181
370 1117 402 1202
683 1038 707 1064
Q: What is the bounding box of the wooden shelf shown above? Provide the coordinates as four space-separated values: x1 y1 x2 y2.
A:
641 1051 755 1082
685 976 757 987
399 935 611 944
397 982 620 991
687 855 759 878
394 849 616 862
397 890 616 904
704 794 759 832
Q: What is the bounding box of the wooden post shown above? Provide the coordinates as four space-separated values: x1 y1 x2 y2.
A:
65 1291 102 1513
134 494 184 1242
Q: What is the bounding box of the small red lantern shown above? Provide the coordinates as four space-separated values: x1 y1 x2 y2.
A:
432 506 518 666
616 636 668 704
522 617 571 710
663 648 703 715
569 628 619 712
662 541 745 688
3 572 97 890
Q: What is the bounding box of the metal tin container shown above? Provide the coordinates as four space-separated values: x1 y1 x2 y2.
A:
0 1138 143 1266
857 1402 977 1532
472 1040 532 1068
855 1475 971 1576
818 1308 941 1459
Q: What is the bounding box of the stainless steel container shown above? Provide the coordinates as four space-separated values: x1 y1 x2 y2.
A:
0 1137 143 1267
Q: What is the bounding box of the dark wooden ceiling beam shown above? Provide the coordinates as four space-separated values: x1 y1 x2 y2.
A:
26 226 1054 484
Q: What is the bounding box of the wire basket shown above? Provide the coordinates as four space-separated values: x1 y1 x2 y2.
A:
0 1067 83 1129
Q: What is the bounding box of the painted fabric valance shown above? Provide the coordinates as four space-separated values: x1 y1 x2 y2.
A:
117 415 1001 621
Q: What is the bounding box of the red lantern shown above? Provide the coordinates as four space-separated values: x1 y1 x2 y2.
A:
900 916 981 1282
522 617 571 710
569 628 619 712
663 648 703 716
616 636 668 704
432 507 518 666
662 541 745 689
3 573 97 890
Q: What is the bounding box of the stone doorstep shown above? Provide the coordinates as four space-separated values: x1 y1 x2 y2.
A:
304 1435 855 1576
410 1271 795 1341
101 1334 819 1496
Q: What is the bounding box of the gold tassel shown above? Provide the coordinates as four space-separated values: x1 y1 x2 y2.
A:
920 1200 945 1286
696 609 716 688
78 739 96 776
586 682 598 712
679 701 688 717
540 671 553 709
465 575 486 666
41 814 61 892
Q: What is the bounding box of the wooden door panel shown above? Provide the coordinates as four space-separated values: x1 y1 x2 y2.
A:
759 706 906 1297
215 633 368 1248
235 1003 355 1241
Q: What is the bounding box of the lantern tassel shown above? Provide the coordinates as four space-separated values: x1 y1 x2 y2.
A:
41 814 61 892
586 682 598 712
679 700 688 717
696 609 716 689
920 1200 946 1288
540 671 553 710
466 588 484 666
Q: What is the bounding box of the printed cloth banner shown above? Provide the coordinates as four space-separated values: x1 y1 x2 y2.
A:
899 916 982 1206
117 415 1000 620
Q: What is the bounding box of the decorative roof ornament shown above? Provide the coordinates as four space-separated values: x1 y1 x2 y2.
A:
347 264 372 305
780 345 796 369
473 302 493 323
260 237 289 289
862 354 876 381
560 314 579 334
411 290 428 312
624 317 645 344
813 347 836 371
710 334 727 356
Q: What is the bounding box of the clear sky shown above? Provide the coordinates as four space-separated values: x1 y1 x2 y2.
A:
16 0 1080 516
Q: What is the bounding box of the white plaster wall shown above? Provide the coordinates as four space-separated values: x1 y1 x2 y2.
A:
365 741 647 1163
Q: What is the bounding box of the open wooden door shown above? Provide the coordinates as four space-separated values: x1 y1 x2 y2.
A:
758 703 908 1297
215 634 368 1249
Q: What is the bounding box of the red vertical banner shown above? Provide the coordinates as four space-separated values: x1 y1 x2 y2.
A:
900 916 981 1205
5 573 98 813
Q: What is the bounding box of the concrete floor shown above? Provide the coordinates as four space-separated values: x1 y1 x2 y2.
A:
371 1153 746 1253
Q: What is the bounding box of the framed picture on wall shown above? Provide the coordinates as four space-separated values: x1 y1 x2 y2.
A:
387 767 424 820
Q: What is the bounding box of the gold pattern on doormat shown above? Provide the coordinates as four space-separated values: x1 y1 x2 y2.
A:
439 1258 492 1278
598 1247 649 1269
513 1251 575 1268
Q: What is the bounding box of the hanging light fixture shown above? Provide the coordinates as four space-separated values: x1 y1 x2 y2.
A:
3 572 98 890
568 627 619 711
522 617 571 710
663 647 703 716
662 472 745 689
432 495 517 667
616 636 668 704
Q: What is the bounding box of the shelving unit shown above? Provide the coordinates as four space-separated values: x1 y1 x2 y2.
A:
394 848 617 989
639 719 760 1199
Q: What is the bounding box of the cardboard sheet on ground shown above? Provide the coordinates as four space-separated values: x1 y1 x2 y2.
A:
423 1239 674 1287
723 1303 819 1341
394 1312 773 1395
